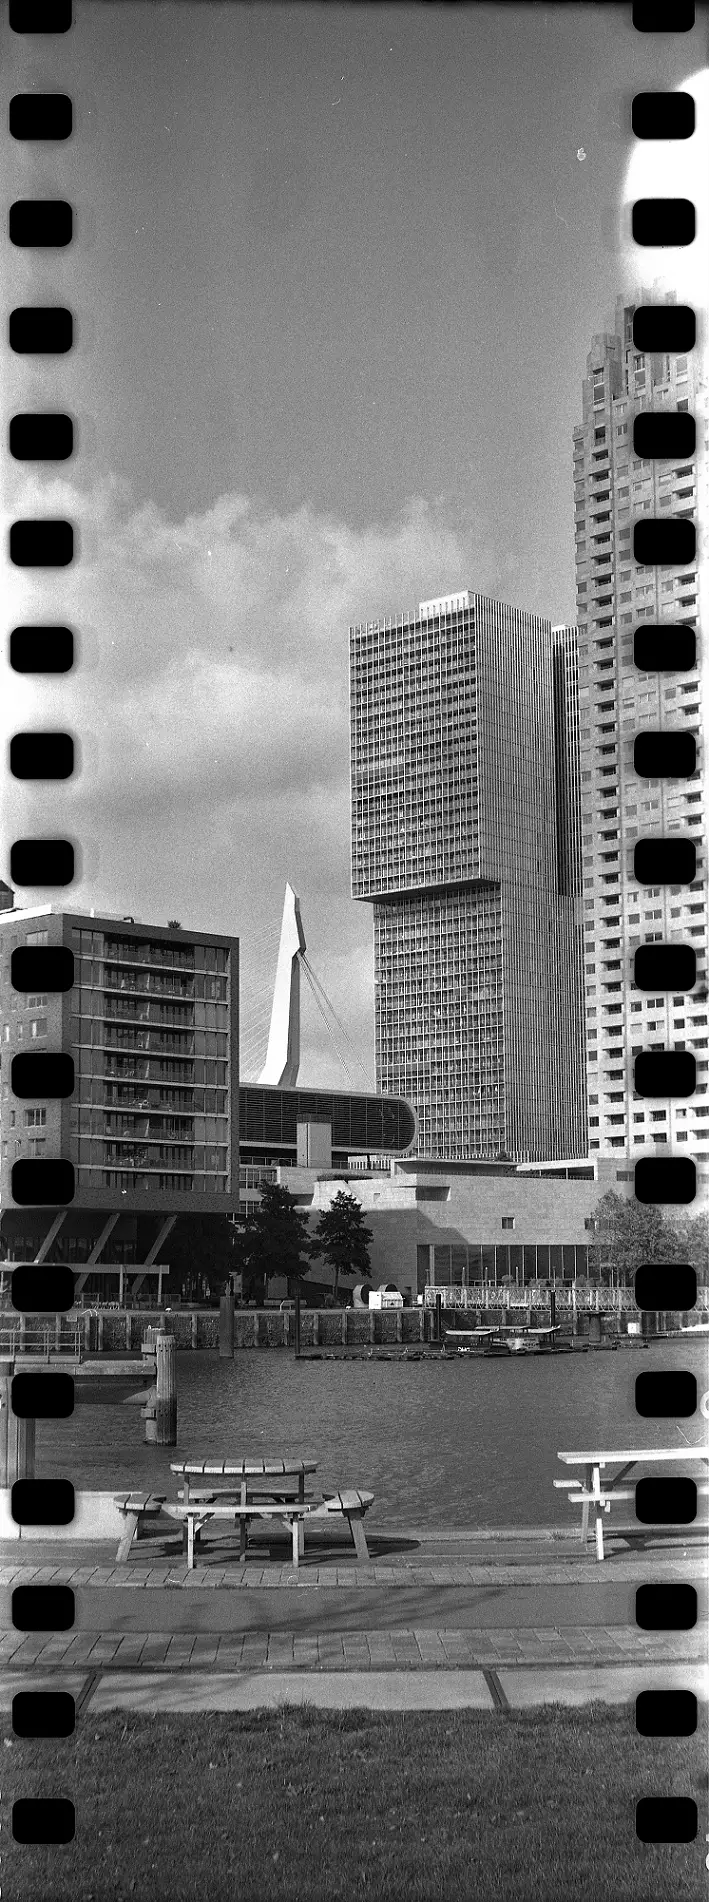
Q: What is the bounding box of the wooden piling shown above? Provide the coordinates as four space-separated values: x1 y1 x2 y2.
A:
0 1373 36 1486
155 1330 177 1444
219 1295 235 1358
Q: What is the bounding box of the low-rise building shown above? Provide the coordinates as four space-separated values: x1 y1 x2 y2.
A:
269 1155 627 1304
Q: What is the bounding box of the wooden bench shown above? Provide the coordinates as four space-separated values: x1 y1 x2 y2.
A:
308 1489 374 1565
168 1488 375 1571
113 1491 168 1563
554 1476 709 1562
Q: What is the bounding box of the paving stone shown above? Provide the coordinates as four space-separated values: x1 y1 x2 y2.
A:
189 1636 222 1665
85 1640 123 1663
34 1636 77 1661
137 1641 173 1666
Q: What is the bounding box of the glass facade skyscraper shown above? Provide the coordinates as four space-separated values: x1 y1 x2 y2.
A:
573 294 708 1187
350 591 587 1161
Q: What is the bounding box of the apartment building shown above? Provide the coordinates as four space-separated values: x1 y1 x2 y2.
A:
0 908 240 1239
573 293 708 1189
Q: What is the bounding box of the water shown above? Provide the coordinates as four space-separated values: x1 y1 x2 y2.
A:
37 1340 709 1530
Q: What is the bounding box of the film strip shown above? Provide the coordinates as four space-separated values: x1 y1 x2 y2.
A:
2 0 707 1886
627 0 706 1862
6 0 77 1863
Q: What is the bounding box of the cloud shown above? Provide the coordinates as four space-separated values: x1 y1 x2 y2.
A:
6 473 495 820
4 473 497 1082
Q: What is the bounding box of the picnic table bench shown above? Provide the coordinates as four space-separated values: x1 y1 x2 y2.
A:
169 1461 373 1570
113 1491 168 1563
555 1447 709 1562
112 1461 315 1564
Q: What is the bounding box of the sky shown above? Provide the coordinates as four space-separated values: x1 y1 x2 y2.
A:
4 3 707 1086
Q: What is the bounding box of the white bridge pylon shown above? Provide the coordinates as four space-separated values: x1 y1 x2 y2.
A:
258 883 306 1088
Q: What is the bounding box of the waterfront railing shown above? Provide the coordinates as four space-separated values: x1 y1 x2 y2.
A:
0 1324 82 1359
421 1284 709 1313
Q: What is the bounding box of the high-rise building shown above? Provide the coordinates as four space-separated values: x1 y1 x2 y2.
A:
349 591 587 1162
573 294 708 1183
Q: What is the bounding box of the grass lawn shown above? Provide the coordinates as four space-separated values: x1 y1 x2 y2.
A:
1 1704 706 1901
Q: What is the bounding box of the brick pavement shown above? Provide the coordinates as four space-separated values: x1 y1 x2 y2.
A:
2 1536 705 1708
0 1624 703 1671
1 1554 705 1589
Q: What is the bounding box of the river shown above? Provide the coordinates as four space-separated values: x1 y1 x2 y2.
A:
34 1337 709 1530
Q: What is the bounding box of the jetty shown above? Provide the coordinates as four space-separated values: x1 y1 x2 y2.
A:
0 1322 178 1496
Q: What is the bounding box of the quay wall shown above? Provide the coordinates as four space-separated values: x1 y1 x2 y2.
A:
0 1490 162 1542
2 1295 705 1355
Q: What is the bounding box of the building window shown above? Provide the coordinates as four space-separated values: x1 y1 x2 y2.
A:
501 1216 515 1231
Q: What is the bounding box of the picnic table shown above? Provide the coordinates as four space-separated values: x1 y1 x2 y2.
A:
555 1446 709 1561
169 1458 318 1564
115 1459 375 1569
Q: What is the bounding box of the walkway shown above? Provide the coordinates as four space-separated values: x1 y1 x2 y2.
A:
2 1526 705 1715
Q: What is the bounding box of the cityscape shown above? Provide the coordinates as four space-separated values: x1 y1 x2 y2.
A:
2 295 707 1304
2 8 707 1900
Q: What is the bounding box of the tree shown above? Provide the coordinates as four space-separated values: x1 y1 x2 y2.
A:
588 1191 690 1289
155 1213 236 1303
236 1182 312 1301
667 1209 709 1286
311 1191 373 1302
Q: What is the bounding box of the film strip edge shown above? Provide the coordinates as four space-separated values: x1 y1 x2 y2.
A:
630 1 703 1859
6 0 77 1862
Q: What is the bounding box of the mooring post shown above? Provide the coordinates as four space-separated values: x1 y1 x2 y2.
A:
219 1293 235 1358
0 1370 36 1487
155 1328 177 1444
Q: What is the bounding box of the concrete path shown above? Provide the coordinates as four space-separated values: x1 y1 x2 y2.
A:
1 1661 706 1715
0 1577 699 1633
